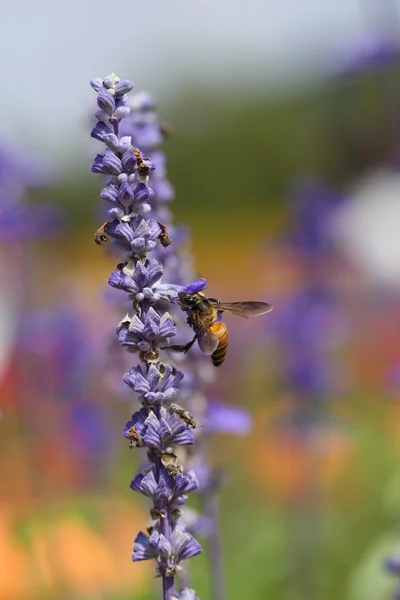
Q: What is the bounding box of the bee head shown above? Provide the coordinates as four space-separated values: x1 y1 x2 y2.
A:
178 291 200 307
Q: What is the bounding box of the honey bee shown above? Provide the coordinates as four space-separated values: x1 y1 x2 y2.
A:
126 425 144 449
157 221 172 248
132 147 151 178
94 220 111 245
165 289 272 366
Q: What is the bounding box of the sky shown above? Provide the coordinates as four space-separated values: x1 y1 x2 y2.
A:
0 0 399 156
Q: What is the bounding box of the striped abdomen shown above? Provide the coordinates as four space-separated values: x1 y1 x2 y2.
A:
210 322 229 366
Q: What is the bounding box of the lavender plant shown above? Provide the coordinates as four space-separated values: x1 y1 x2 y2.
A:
90 73 202 600
119 87 257 600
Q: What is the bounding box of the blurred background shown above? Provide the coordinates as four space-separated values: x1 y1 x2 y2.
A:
2 0 400 599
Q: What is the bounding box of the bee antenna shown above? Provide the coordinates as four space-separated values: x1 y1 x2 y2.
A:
166 294 180 303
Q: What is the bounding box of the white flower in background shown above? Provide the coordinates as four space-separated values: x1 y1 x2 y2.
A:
333 169 400 287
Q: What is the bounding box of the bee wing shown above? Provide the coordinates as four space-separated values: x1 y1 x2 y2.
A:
216 301 273 318
197 326 219 355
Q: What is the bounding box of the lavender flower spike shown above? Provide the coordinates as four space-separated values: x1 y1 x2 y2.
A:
90 74 202 600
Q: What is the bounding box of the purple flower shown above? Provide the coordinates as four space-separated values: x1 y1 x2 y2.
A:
285 177 343 256
123 363 183 405
130 469 198 512
133 527 201 569
90 74 202 598
107 218 161 257
385 556 400 576
90 74 133 126
142 408 194 448
206 401 252 436
124 406 194 449
384 550 400 599
182 279 207 294
0 145 60 241
335 37 400 77
274 281 343 403
17 309 112 476
117 308 175 357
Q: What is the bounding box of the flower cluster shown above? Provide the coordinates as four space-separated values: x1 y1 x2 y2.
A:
121 81 255 599
90 74 202 600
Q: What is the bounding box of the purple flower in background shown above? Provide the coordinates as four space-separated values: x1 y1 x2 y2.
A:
335 37 400 77
90 73 202 599
285 177 343 256
277 286 343 400
17 309 113 472
273 178 346 429
385 550 400 599
0 145 60 241
0 144 61 392
206 401 252 436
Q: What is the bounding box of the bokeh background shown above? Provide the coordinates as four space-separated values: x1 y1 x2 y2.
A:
2 1 400 599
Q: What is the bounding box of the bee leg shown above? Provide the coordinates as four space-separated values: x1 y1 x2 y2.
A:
162 334 197 354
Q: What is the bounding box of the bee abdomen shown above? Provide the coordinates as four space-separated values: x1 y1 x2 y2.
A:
210 323 229 367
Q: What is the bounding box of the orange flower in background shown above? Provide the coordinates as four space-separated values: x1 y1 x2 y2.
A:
0 497 150 599
0 507 33 599
248 401 355 508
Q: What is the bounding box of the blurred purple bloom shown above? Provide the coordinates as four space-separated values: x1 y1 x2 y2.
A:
0 145 60 241
385 555 400 576
17 309 113 469
206 401 252 436
335 37 400 77
66 399 111 460
385 549 400 599
18 310 90 399
285 177 343 255
276 286 344 399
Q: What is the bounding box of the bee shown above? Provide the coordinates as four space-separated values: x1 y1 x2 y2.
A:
165 285 272 366
94 220 111 245
126 425 144 449
170 403 197 428
157 221 172 248
160 451 182 477
132 147 151 178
